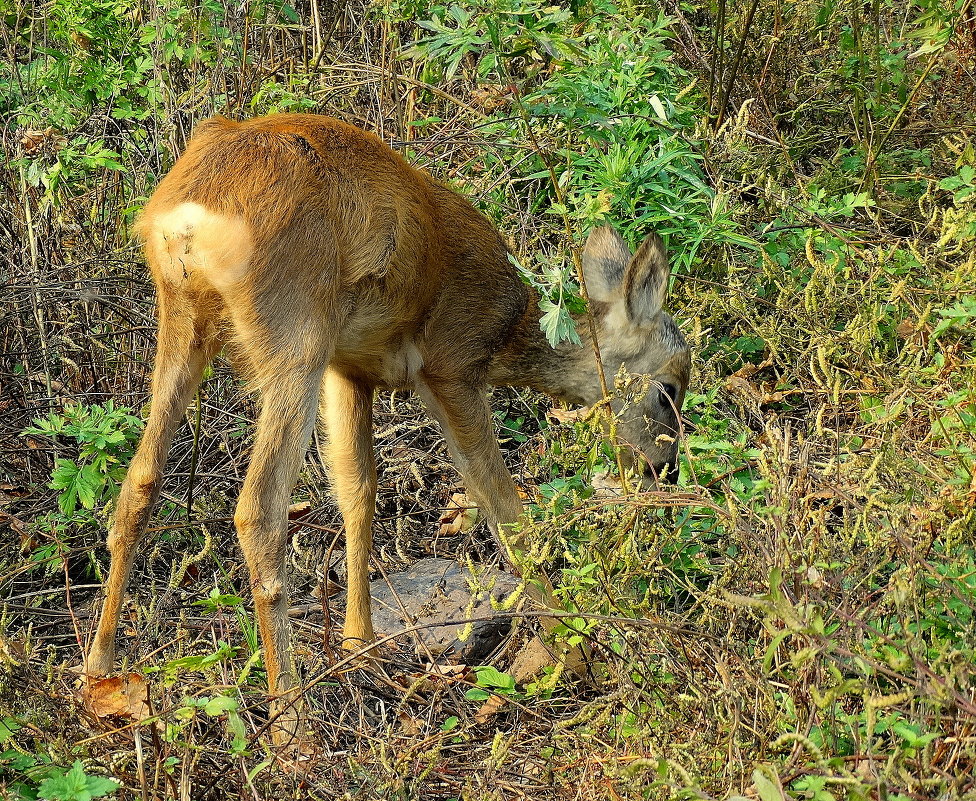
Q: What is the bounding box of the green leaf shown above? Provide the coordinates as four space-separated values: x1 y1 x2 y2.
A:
539 297 582 348
247 760 273 783
225 707 248 755
751 766 785 801
195 587 245 609
38 761 120 801
58 485 80 517
649 94 668 122
2 747 39 772
0 717 22 744
157 641 234 676
473 666 515 690
50 459 79 490
278 3 299 23
203 695 239 716
441 715 460 732
761 630 791 674
75 464 104 509
938 176 963 191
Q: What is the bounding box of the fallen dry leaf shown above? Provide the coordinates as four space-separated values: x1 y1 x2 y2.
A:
178 561 200 587
547 406 584 425
725 374 765 404
469 84 513 112
438 493 478 536
398 711 424 736
509 636 557 683
591 470 624 496
0 635 28 666
19 127 56 154
0 512 34 551
70 31 93 50
730 357 773 381
422 663 468 678
286 501 314 535
287 501 312 519
84 673 151 721
474 694 507 723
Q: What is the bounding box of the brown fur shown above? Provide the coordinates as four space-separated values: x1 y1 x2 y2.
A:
85 114 690 741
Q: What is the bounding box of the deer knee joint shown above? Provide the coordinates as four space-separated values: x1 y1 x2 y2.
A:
122 470 161 499
233 506 262 535
251 577 284 605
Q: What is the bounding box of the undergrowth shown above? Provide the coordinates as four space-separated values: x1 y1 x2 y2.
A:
1 0 974 799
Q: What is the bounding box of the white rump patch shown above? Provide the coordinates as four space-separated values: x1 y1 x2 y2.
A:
145 202 252 293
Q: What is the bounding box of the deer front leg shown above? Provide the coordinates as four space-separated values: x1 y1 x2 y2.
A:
417 377 590 675
320 369 378 650
233 364 324 740
87 292 218 675
415 378 550 589
415 378 522 534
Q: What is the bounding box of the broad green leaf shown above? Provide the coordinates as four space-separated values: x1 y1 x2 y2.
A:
204 695 239 716
751 766 785 801
649 94 667 122
474 666 515 690
38 761 120 801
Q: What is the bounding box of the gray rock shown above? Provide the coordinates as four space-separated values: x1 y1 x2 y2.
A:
368 558 520 662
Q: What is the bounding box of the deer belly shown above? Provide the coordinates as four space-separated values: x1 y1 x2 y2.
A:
333 333 424 390
381 339 424 389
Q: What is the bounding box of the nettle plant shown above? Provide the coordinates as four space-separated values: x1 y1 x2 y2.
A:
6 0 310 210
24 401 144 521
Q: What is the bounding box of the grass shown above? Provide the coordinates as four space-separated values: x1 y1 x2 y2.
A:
1 0 975 799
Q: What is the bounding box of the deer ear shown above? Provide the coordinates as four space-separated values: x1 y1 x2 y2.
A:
623 232 669 326
581 226 631 303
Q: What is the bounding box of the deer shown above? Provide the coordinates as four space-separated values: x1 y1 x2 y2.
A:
84 113 691 740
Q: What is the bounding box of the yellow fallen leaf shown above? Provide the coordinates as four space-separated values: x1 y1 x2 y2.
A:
85 673 151 722
474 694 507 723
438 493 479 536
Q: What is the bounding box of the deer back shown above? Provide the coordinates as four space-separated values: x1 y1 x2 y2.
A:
137 114 527 390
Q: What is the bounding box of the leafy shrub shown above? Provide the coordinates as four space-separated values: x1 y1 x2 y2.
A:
23 402 143 518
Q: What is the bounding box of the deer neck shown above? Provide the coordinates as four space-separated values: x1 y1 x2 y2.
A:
488 289 601 407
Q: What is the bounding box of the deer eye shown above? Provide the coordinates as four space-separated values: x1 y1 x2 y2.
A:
659 383 678 405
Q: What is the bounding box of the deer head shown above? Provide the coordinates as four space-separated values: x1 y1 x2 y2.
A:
580 226 691 482
490 225 690 483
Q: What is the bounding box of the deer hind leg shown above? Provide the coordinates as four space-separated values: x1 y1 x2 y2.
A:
87 287 220 675
319 369 377 650
231 354 327 736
